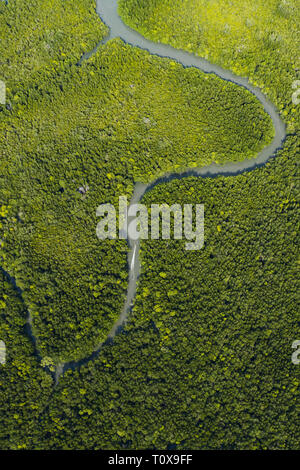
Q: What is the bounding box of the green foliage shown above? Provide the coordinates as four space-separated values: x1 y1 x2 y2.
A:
119 0 300 130
0 0 107 91
0 0 298 450
0 2 274 361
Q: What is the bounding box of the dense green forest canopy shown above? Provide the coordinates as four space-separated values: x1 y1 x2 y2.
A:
0 271 53 448
0 0 107 90
1 136 298 450
0 0 299 450
0 1 274 362
119 0 300 130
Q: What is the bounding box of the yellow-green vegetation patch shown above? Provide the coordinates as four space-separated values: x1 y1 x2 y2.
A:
119 0 300 130
0 340 6 364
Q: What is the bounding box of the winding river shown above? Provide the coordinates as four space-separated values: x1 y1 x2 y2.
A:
2 0 287 382
55 0 286 382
